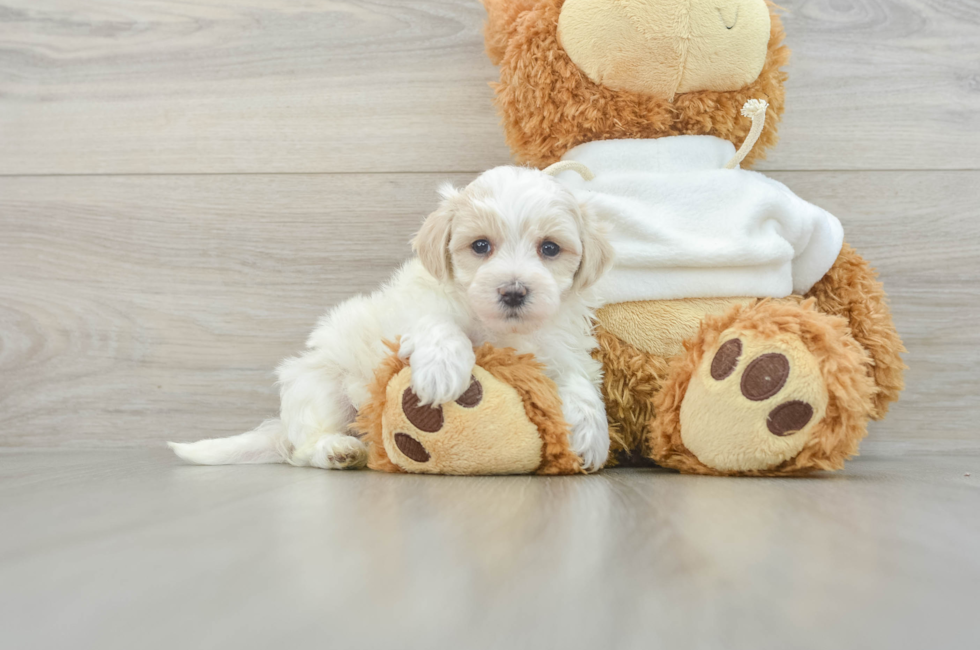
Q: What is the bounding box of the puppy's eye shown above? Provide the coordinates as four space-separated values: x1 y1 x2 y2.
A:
540 241 561 258
471 239 492 256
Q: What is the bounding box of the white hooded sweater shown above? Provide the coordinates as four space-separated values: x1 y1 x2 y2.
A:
554 136 844 303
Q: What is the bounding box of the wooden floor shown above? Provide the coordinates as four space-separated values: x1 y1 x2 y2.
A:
1 1 979 647
0 448 978 649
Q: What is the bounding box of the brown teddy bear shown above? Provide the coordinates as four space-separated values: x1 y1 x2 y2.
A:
477 0 907 475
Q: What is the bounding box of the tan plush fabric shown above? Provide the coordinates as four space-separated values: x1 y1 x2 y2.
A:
678 0 772 94
598 297 766 358
475 345 584 475
679 328 828 472
558 0 771 98
356 343 583 476
381 365 543 475
649 299 877 476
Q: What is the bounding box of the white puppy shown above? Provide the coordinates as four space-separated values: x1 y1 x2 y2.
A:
169 166 614 471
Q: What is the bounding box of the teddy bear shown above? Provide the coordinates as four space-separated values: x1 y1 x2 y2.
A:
473 0 907 475
357 0 905 477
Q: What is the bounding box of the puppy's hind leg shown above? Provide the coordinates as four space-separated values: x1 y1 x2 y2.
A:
292 434 368 470
278 357 368 471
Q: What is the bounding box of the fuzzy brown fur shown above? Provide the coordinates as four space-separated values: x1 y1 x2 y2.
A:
356 343 408 473
354 342 582 475
483 0 790 169
806 243 908 419
475 344 583 474
482 0 539 65
593 327 670 465
649 299 877 476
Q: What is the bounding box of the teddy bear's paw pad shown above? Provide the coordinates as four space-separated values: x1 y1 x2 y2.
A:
393 431 430 463
401 387 446 432
766 400 814 436
399 376 484 437
680 333 828 472
455 377 483 407
381 366 542 475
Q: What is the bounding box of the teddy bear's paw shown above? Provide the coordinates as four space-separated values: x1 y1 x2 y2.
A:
381 366 545 475
679 331 829 473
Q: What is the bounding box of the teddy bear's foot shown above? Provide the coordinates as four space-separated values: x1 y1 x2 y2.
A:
382 367 548 474
355 344 583 475
650 300 876 476
680 329 828 471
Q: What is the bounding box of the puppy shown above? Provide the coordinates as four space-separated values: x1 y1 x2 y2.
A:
169 166 614 472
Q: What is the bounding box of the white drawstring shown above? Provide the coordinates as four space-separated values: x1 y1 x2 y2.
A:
724 99 769 170
542 160 595 181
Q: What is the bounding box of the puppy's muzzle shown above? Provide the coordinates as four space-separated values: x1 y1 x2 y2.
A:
497 281 529 309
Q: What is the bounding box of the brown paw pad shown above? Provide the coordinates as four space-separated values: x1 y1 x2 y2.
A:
711 338 743 380
740 353 790 401
455 376 483 408
402 388 444 432
707 340 819 439
394 432 431 463
766 400 814 437
396 378 484 464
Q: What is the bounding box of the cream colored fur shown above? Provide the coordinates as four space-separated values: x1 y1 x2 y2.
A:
170 166 615 472
558 0 771 98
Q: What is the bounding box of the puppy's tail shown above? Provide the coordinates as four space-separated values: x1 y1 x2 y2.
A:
168 419 289 465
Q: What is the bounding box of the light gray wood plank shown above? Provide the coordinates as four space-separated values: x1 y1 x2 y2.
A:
0 170 977 448
0 0 511 175
769 0 980 171
0 1 978 174
0 172 466 447
1 449 978 650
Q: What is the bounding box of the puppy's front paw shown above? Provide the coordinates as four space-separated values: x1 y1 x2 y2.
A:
562 389 610 473
407 341 476 406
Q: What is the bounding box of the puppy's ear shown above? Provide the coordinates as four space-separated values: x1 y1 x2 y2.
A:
412 183 458 283
573 203 614 291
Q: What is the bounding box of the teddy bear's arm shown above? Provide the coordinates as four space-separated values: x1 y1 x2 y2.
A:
805 243 907 419
482 0 540 65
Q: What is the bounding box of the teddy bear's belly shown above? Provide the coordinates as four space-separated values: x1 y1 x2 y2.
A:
597 297 799 358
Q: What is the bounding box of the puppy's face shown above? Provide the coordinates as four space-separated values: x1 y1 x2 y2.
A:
413 167 613 334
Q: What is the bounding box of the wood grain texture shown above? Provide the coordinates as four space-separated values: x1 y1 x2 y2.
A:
1 449 978 650
1 0 978 174
1 171 977 447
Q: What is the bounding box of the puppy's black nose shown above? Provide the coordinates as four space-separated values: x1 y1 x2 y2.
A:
498 283 528 308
